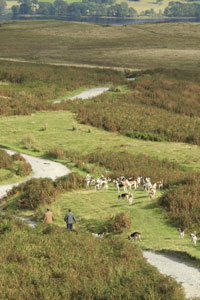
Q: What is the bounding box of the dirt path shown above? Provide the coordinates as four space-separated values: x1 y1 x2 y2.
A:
0 57 141 72
143 251 200 299
0 149 70 199
54 87 109 104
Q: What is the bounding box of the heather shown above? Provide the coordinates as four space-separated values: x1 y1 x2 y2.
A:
66 69 200 145
158 173 200 232
2 172 84 210
0 149 32 182
0 213 186 300
0 60 124 115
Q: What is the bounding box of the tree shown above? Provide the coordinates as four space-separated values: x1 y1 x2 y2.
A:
0 0 6 15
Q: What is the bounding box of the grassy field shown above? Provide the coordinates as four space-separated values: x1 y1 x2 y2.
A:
0 21 200 71
0 110 200 170
1 108 200 260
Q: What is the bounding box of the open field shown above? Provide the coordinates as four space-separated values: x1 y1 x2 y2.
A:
0 110 200 170
0 20 200 71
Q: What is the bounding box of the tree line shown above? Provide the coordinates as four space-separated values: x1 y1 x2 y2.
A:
12 0 138 17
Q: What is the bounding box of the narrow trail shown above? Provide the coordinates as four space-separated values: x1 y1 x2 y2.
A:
0 57 142 72
0 88 200 299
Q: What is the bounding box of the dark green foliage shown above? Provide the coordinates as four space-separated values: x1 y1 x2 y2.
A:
158 174 200 231
3 172 84 210
104 212 131 233
0 215 186 300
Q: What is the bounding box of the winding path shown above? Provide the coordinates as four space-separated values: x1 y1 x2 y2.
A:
0 87 200 299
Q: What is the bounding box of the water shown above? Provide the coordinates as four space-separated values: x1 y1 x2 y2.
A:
1 13 200 25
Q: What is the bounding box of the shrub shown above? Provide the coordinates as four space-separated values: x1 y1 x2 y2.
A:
16 161 32 176
104 212 131 233
55 172 85 192
21 134 38 150
47 148 66 159
158 174 200 231
17 178 56 209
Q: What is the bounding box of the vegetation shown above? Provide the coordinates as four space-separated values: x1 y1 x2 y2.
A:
0 214 186 300
0 21 200 71
12 0 138 18
158 173 200 232
164 1 200 17
63 69 200 145
0 149 32 182
0 60 124 115
0 21 200 299
2 172 84 209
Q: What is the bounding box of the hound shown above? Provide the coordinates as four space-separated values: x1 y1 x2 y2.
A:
156 181 163 189
148 191 154 201
92 232 105 238
177 228 184 239
128 232 141 241
125 179 138 190
191 233 197 246
118 193 129 200
128 193 133 205
114 180 128 192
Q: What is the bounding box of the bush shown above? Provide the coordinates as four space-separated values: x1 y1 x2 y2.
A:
158 174 200 231
104 212 131 233
17 178 56 209
55 172 85 192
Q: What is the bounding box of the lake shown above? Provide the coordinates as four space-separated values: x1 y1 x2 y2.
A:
1 13 200 25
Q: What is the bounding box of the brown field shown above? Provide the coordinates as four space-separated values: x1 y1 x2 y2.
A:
0 20 200 71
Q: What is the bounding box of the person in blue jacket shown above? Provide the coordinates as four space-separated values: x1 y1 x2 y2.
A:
64 208 77 232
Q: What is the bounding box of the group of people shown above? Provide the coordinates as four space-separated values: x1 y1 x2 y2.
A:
44 208 77 231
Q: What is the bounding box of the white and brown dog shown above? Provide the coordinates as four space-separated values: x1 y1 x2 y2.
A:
177 228 184 239
128 232 141 241
191 233 197 246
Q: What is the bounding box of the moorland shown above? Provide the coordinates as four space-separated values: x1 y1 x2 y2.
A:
0 20 200 299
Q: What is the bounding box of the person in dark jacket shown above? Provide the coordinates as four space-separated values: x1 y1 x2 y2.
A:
64 208 77 232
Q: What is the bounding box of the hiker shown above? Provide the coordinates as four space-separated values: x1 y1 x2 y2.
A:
44 208 54 224
64 208 77 232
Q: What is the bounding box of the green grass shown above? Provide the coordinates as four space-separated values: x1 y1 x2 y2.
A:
49 185 200 260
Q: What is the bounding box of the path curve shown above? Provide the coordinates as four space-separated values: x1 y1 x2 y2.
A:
54 87 109 104
143 251 200 299
0 149 70 199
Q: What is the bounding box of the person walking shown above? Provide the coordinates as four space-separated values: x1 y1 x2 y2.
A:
44 208 54 224
64 208 77 232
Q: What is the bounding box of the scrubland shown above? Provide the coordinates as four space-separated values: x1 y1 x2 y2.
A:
0 21 200 299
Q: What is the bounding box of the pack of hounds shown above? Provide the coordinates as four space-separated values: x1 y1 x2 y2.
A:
84 174 164 205
85 174 198 247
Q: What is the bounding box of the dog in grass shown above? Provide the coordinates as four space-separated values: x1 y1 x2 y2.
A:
128 232 141 241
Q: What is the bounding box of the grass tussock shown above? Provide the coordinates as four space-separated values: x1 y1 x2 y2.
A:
0 214 186 300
